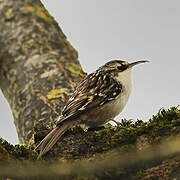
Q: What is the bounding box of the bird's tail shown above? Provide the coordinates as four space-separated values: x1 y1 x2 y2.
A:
35 120 75 159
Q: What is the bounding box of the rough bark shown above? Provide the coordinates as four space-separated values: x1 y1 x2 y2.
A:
0 0 85 143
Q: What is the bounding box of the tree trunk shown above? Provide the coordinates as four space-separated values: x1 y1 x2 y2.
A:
0 0 85 144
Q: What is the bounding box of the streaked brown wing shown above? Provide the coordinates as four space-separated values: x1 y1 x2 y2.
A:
56 72 122 125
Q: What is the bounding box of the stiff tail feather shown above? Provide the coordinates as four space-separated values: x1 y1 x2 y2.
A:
35 120 75 159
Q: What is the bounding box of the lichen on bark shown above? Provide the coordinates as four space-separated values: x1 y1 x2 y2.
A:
0 0 85 144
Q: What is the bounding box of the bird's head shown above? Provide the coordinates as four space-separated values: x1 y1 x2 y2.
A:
100 60 148 72
97 59 149 82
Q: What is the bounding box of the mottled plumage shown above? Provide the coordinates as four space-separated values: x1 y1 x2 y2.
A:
58 72 122 123
35 60 148 159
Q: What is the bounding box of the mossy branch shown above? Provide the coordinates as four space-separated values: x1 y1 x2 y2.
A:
0 107 180 179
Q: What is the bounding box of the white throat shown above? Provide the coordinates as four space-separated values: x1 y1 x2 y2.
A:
116 68 132 93
111 68 132 117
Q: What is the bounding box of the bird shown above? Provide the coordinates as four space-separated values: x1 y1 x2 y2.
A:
35 60 148 159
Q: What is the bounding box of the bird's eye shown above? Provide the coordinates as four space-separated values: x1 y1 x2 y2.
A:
117 65 127 71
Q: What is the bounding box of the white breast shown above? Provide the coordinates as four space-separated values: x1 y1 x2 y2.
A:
113 68 132 116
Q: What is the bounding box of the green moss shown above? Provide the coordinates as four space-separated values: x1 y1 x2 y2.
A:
1 107 179 179
0 137 37 162
33 107 180 162
12 144 37 160
111 127 136 145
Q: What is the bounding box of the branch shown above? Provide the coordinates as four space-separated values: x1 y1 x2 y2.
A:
0 107 180 179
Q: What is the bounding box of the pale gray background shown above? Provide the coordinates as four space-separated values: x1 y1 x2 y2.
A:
0 0 180 144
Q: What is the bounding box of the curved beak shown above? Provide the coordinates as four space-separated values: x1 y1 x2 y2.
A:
128 60 149 68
